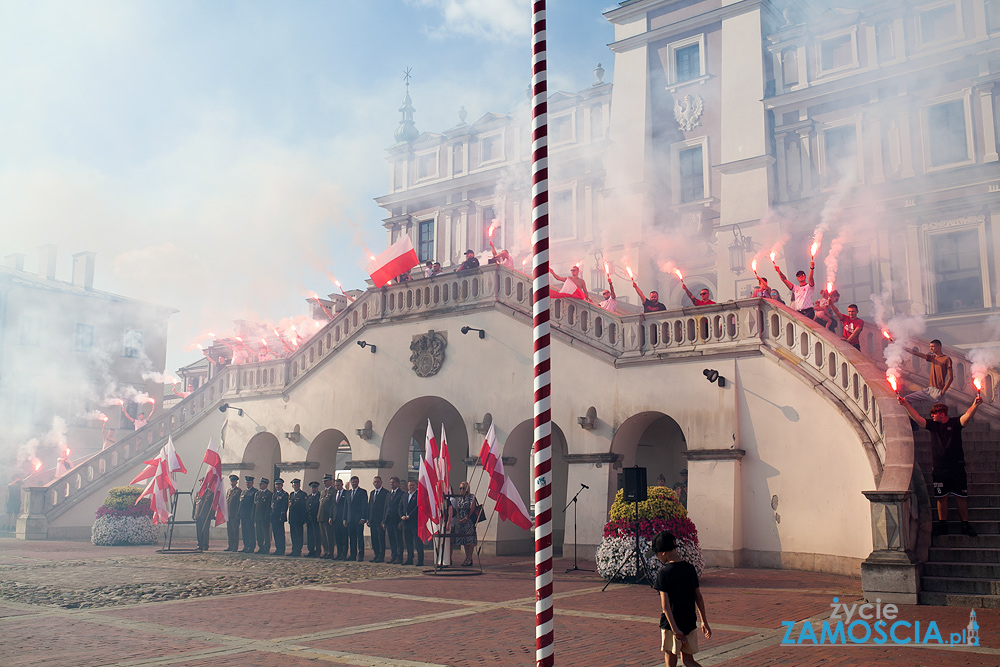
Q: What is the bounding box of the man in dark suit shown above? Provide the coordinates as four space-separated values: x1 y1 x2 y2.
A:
225 474 242 552
287 478 307 557
193 481 214 551
316 474 335 558
401 478 423 566
270 478 289 556
239 476 256 553
333 478 350 559
346 475 368 561
254 478 273 554
367 475 389 563
305 480 321 557
384 476 405 564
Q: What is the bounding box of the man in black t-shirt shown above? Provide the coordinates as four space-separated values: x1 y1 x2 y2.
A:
632 280 667 313
899 395 983 536
652 531 711 667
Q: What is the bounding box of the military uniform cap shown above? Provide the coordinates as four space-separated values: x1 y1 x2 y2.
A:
260 478 269 484
291 478 301 484
245 476 255 482
229 474 240 481
274 478 284 484
308 481 320 487
323 473 333 480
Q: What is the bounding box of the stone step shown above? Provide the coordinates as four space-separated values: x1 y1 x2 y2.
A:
932 534 1000 548
966 495 1000 508
924 561 1000 578
929 547 1000 563
920 575 1000 595
918 591 1000 609
915 460 1000 472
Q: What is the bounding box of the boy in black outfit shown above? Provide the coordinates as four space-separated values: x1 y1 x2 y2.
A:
898 394 983 536
652 531 711 667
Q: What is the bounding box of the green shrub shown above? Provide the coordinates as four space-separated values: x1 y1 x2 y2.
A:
102 486 150 512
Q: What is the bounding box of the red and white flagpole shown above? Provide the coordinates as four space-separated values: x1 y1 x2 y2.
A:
530 2 554 665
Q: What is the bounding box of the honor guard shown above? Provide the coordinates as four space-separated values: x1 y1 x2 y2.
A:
239 476 257 553
287 478 307 557
305 481 321 557
193 478 215 551
254 478 273 554
225 474 241 551
317 474 335 559
270 478 289 556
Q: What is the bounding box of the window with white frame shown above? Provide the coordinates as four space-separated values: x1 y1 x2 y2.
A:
819 32 855 73
551 113 574 145
926 99 971 167
417 220 434 262
671 137 709 204
668 35 706 86
550 189 575 240
417 151 438 180
919 2 960 45
481 205 496 250
835 245 875 316
932 228 984 313
823 125 858 184
988 0 1000 32
452 144 464 175
876 22 896 62
75 323 94 351
480 133 503 164
123 329 143 359
781 48 799 87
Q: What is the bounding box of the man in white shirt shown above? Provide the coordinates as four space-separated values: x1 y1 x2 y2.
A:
599 278 618 313
775 259 816 319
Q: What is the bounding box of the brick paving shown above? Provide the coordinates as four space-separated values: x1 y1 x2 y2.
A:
1 538 1000 666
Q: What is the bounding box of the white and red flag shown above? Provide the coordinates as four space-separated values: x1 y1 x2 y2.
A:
551 278 586 300
424 419 440 493
198 438 227 525
366 235 419 288
436 422 452 496
130 437 187 525
478 423 531 530
417 455 439 542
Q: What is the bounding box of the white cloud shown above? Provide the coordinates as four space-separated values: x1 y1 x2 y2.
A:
410 0 529 43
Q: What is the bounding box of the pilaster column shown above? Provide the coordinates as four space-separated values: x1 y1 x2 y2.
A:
15 487 48 540
795 128 814 197
775 132 789 201
861 490 920 605
979 83 999 162
685 448 745 568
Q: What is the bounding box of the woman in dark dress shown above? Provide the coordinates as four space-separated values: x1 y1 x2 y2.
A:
449 481 479 566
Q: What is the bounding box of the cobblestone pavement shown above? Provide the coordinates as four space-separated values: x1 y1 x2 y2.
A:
1 538 999 666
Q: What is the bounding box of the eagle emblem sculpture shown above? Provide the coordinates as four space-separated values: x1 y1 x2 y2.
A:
673 94 705 132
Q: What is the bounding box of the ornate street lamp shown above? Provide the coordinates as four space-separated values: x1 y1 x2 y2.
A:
728 225 753 275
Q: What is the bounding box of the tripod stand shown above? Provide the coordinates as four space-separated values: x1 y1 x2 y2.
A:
564 484 593 573
601 493 654 591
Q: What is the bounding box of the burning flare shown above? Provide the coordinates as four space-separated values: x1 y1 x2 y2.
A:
810 241 820 257
769 251 777 263
674 268 683 281
626 266 634 280
33 459 42 472
826 281 833 293
887 374 898 393
973 377 983 396
603 261 610 278
882 329 894 343
751 258 758 273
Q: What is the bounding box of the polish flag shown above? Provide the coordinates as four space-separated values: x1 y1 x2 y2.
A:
479 422 501 476
496 475 532 530
478 423 530 530
424 420 440 493
417 455 439 543
551 278 586 300
131 437 187 525
198 438 227 525
366 235 420 288
437 422 452 496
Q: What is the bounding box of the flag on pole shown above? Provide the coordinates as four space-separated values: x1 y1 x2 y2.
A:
198 438 227 525
424 419 440 493
437 422 452 496
550 278 586 300
131 437 187 525
417 455 439 542
477 423 531 529
366 235 420 288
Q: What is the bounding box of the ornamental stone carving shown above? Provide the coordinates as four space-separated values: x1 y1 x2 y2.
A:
410 330 447 378
673 94 705 132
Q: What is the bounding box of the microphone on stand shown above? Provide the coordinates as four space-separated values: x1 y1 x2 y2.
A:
580 484 589 489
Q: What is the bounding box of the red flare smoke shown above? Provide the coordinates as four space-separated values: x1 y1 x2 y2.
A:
827 281 833 293
810 241 819 257
626 266 634 280
887 374 898 393
674 268 683 281
751 258 758 273
882 329 894 342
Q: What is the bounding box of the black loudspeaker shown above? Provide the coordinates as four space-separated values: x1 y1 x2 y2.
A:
622 467 647 502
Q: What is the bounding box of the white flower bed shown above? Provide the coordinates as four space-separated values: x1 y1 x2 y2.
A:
91 515 159 546
596 534 704 581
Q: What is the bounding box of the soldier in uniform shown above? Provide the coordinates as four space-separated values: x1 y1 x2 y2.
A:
317 474 335 558
287 478 307 557
305 480 321 557
270 478 289 556
193 478 215 551
254 478 273 554
239 476 257 553
225 474 242 551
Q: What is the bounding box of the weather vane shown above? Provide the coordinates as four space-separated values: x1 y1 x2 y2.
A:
403 67 412 90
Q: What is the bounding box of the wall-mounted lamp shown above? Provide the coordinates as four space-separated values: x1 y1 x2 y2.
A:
355 419 373 440
219 403 243 417
703 369 727 387
219 402 266 432
728 224 753 275
461 326 485 339
576 406 598 430
357 340 377 353
285 424 301 442
474 412 493 435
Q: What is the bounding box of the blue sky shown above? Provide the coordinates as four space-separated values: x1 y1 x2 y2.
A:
0 0 617 371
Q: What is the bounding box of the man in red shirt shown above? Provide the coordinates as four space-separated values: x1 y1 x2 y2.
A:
682 283 715 306
831 302 864 350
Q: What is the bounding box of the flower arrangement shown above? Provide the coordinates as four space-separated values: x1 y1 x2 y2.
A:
597 486 704 580
91 486 158 546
